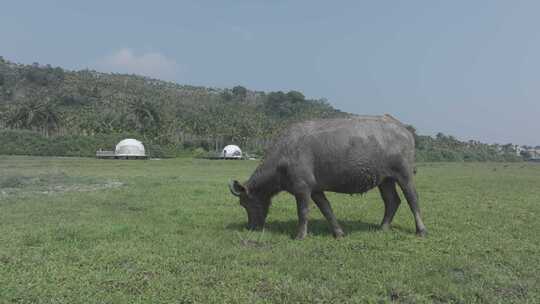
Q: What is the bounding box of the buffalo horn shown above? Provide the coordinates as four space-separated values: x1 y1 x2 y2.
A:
228 180 241 197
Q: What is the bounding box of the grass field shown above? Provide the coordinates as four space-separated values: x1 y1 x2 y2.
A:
0 156 539 303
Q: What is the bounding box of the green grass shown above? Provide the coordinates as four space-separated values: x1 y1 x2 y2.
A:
0 156 539 303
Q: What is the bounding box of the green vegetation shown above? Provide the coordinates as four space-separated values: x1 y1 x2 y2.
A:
0 129 178 158
1 156 539 303
412 131 523 162
0 58 523 161
0 59 344 154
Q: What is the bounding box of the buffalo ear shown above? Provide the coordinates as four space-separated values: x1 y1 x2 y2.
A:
229 180 246 197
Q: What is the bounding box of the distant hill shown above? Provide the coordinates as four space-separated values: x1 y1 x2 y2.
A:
0 56 346 150
0 56 523 161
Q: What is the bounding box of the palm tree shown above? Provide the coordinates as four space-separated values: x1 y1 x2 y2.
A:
6 97 61 137
128 98 161 136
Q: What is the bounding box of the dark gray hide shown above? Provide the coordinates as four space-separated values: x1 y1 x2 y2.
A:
229 115 427 239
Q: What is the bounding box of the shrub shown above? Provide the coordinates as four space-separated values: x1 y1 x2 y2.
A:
192 147 207 158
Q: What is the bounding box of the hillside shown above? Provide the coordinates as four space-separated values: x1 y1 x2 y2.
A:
0 56 345 152
0 56 522 161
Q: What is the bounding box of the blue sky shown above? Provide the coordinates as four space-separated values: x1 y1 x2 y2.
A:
1 1 539 145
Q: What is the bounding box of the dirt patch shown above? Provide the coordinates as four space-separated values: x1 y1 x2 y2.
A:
450 268 466 283
127 206 146 212
42 181 124 194
384 286 418 304
254 279 275 299
0 176 26 188
0 173 123 198
0 255 12 264
494 284 528 300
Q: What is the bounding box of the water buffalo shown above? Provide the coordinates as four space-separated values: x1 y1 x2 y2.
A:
229 114 427 239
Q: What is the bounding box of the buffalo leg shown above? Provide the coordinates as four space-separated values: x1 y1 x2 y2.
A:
311 192 345 238
294 193 311 240
397 177 427 236
378 179 401 231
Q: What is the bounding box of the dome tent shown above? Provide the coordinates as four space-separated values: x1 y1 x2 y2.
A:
222 145 242 159
115 139 146 159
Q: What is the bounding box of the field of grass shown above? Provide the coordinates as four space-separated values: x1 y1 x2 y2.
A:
0 156 539 303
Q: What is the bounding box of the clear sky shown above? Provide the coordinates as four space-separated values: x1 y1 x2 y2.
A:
1 1 539 145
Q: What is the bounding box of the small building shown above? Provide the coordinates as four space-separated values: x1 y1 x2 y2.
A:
515 145 523 156
96 138 147 159
115 139 146 159
531 148 540 161
222 145 242 159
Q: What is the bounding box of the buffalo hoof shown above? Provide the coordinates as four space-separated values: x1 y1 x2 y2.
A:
416 229 428 237
380 224 392 232
295 231 307 240
333 229 345 239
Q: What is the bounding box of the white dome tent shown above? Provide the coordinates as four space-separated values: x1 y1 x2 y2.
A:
115 138 147 159
222 145 242 159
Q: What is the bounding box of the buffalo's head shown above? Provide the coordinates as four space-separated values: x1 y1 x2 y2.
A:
229 180 270 230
